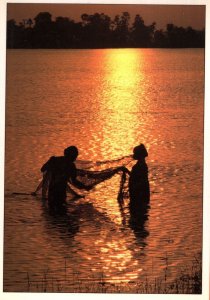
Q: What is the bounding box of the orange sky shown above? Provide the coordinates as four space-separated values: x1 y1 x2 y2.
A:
7 4 205 30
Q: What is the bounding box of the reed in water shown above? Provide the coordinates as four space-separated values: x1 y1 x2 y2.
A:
26 252 202 294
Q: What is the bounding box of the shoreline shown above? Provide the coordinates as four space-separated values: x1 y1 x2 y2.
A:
8 252 201 294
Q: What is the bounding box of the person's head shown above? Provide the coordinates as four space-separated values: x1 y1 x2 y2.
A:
133 144 148 160
64 146 79 161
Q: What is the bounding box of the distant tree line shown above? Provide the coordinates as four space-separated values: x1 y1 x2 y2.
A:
7 11 205 49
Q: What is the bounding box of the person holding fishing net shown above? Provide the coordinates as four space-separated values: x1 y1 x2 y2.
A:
34 144 150 217
37 146 91 210
34 145 127 208
128 144 150 219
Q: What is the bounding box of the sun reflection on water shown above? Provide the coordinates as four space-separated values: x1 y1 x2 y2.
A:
88 50 149 282
94 237 141 283
96 49 147 158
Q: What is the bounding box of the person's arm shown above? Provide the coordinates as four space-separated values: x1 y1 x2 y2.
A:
69 164 91 191
66 183 84 198
117 166 131 175
71 177 91 190
32 178 43 195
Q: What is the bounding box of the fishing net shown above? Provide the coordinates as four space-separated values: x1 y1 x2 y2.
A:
75 154 132 170
33 155 132 203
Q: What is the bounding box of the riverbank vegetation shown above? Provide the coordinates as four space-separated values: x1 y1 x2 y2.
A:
25 252 202 293
7 11 205 49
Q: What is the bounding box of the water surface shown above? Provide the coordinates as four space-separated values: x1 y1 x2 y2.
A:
4 48 204 292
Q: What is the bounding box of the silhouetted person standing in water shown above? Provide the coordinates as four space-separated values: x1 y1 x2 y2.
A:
128 144 150 218
41 146 90 211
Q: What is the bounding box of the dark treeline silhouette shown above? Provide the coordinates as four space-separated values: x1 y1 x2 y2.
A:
7 11 205 49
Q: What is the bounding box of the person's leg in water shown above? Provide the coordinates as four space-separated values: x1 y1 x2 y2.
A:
48 182 67 214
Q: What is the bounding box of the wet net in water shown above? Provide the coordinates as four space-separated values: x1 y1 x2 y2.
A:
34 155 133 204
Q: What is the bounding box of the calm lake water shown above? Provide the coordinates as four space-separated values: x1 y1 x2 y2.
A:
4 48 204 292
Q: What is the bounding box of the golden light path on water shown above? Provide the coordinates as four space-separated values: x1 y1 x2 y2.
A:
98 49 146 157
88 49 147 283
